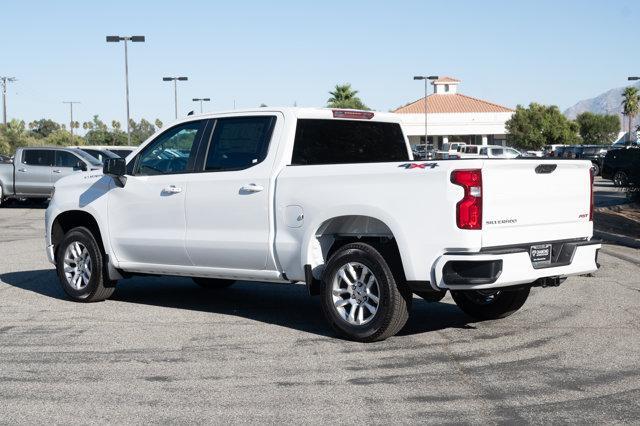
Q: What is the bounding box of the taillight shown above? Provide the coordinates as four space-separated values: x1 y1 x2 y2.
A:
589 168 594 221
451 169 482 230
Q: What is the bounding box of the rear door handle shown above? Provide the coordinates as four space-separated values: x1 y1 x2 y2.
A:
241 183 264 193
18 168 27 172
162 185 182 194
53 169 62 173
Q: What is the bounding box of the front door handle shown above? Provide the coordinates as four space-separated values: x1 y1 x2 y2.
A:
18 168 27 172
162 185 182 194
240 183 264 193
53 169 62 173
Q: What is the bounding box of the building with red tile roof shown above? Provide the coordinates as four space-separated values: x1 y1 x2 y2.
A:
393 77 514 148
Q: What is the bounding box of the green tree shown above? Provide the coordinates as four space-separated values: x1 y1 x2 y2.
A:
28 118 61 138
506 103 580 150
327 83 369 110
129 118 156 145
154 119 163 129
575 112 621 145
43 129 84 146
622 86 639 143
0 120 38 154
111 120 121 131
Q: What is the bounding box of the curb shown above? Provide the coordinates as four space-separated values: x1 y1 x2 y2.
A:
594 230 640 249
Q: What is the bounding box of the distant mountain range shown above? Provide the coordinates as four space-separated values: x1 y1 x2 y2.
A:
564 81 640 132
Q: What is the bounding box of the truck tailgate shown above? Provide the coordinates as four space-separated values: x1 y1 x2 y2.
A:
481 160 593 247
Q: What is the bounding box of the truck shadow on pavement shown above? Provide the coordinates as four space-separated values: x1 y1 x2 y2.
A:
1 269 478 339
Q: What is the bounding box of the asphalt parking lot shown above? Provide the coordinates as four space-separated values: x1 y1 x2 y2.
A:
1 205 639 424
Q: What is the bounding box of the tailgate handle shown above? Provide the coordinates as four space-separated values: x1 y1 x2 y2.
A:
535 164 557 174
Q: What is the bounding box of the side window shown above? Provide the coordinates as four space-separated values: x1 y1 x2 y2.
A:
135 120 205 176
491 148 504 156
55 151 81 168
479 148 487 156
204 116 275 171
22 150 54 166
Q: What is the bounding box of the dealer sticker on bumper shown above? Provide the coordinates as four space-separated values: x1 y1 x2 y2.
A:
530 243 552 266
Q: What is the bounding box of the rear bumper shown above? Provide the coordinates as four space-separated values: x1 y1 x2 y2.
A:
432 240 600 290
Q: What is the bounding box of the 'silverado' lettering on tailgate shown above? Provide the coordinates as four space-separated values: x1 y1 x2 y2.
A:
398 163 439 169
485 219 518 225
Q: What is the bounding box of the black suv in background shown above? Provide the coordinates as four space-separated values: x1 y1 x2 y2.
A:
570 145 609 175
602 147 640 187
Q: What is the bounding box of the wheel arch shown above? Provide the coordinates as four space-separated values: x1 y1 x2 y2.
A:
51 210 106 263
302 213 408 284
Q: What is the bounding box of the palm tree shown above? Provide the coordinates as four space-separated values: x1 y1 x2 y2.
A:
327 84 369 110
622 86 639 143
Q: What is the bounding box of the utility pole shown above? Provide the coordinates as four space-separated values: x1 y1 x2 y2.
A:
106 35 145 145
62 101 80 138
1 76 17 125
192 98 210 113
162 77 188 119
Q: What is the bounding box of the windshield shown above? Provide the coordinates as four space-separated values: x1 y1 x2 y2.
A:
73 149 102 166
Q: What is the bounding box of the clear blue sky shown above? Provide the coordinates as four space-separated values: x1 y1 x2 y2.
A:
1 0 638 128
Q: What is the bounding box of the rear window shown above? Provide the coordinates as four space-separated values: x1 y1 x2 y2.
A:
291 119 408 165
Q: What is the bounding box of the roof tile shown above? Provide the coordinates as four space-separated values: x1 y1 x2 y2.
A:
393 93 514 114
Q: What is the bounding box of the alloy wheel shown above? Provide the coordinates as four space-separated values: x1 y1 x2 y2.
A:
331 262 380 326
63 241 92 290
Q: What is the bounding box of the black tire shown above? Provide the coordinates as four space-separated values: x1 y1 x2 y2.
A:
192 277 235 289
56 226 116 302
591 163 600 177
414 289 447 303
613 170 629 187
320 242 412 342
450 287 530 320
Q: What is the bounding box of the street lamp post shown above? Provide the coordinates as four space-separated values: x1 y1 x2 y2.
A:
413 75 439 157
192 97 210 113
62 101 80 138
106 35 145 146
163 77 188 119
1 76 17 125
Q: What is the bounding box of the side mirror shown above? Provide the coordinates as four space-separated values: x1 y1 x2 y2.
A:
103 157 127 187
103 157 126 177
77 161 88 171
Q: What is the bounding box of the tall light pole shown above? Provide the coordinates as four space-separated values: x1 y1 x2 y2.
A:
62 101 80 138
106 35 145 145
192 97 210 113
163 77 188 119
1 76 17 125
413 75 439 155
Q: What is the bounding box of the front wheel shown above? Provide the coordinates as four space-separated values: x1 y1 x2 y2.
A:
450 287 530 320
320 242 412 342
56 226 116 302
591 163 600 177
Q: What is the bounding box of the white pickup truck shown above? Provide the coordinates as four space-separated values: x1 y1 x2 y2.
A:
45 108 600 342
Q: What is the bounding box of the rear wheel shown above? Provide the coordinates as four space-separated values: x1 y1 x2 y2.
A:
320 242 412 342
192 277 235 290
613 170 629 187
56 226 116 302
591 163 600 177
450 287 530 320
